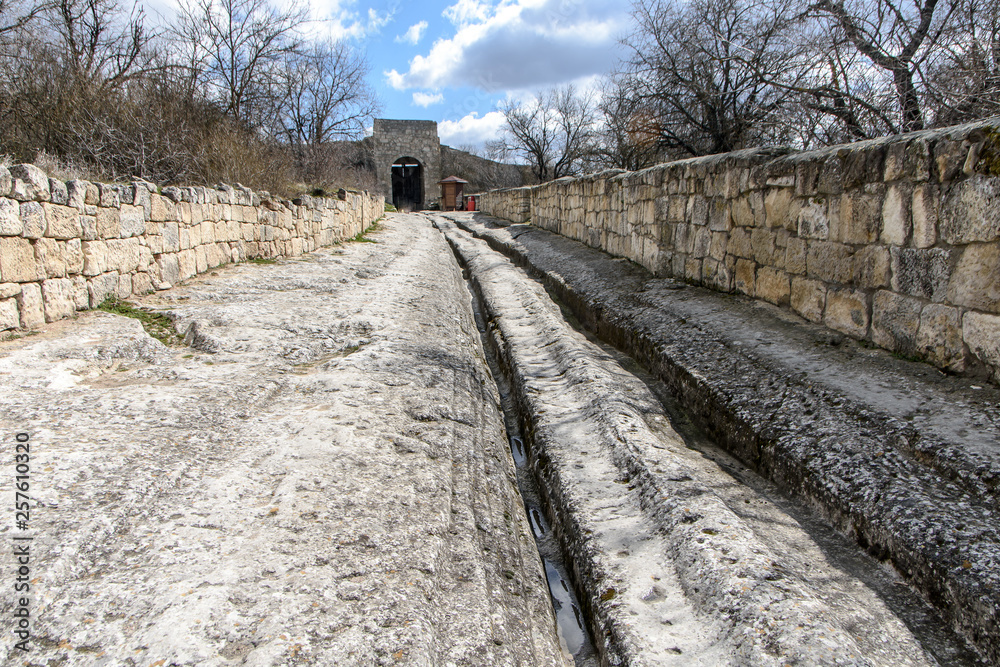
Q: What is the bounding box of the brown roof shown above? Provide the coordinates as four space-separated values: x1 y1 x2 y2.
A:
437 175 468 184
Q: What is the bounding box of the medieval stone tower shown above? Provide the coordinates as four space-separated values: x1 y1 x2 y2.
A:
371 119 442 211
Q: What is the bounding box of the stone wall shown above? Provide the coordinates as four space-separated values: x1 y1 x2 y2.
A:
478 119 1000 380
0 164 383 331
477 186 532 223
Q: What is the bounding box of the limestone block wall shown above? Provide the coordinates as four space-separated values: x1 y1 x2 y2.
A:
477 186 532 223
478 119 1000 381
0 164 383 331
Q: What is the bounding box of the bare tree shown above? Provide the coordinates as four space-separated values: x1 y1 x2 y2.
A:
617 0 806 157
0 0 47 42
173 0 306 129
271 39 379 182
500 85 598 182
923 0 1000 124
593 75 664 170
809 0 960 132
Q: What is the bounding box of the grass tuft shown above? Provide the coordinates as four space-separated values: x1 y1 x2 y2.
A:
97 296 183 346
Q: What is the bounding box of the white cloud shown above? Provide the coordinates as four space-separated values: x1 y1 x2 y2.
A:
385 0 626 92
302 0 394 41
438 111 507 147
443 0 490 26
413 91 445 107
396 20 428 45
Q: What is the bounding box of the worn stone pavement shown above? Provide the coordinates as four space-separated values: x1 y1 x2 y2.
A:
0 214 567 666
0 211 996 666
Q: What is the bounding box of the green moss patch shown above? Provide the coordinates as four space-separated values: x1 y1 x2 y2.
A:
97 297 184 346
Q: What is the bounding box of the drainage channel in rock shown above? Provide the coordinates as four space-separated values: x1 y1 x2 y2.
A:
546 286 987 667
463 264 598 666
433 213 980 666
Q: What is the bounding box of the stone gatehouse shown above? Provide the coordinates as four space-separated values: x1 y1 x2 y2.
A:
371 119 442 211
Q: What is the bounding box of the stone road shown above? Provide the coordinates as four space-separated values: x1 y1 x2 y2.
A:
0 214 567 666
0 212 993 666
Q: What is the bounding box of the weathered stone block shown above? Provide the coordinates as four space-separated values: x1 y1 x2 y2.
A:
151 194 178 222
84 181 99 206
0 237 37 282
785 237 807 274
96 208 121 238
120 204 145 237
755 267 790 306
947 243 1000 313
41 278 75 322
880 184 911 245
709 231 728 260
72 275 88 309
791 277 826 323
34 238 67 278
138 245 153 272
692 227 712 258
105 238 141 274
163 222 180 252
157 254 180 285
16 282 44 328
43 203 82 239
751 227 778 265
940 175 1000 244
0 283 21 299
116 273 132 299
835 187 883 243
178 249 197 281
0 167 10 198
20 202 44 239
132 271 152 296
872 290 922 354
708 199 730 231
66 180 88 211
0 297 18 330
884 139 931 182
734 258 756 295
80 215 97 241
0 198 21 236
917 304 964 371
685 257 702 282
911 184 938 249
842 146 885 189
797 198 829 239
48 179 68 205
98 183 120 208
891 247 952 302
82 240 108 276
726 228 751 258
87 272 118 308
806 241 854 284
9 164 50 202
963 311 1000 379
824 288 869 338
853 246 891 289
65 239 83 275
764 188 796 229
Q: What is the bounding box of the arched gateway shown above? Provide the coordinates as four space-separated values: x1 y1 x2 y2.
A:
371 119 442 211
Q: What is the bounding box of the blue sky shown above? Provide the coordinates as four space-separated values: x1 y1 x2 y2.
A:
313 0 630 147
148 0 631 149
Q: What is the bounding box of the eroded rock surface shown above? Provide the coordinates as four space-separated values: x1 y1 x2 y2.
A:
0 214 567 666
442 210 998 665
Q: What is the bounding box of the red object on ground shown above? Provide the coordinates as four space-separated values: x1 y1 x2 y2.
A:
466 196 476 211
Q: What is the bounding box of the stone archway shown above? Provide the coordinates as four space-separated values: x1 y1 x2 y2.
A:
371 119 442 210
391 157 423 211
